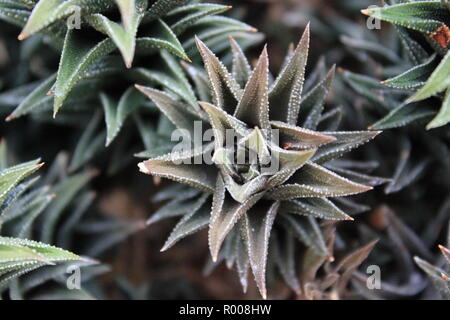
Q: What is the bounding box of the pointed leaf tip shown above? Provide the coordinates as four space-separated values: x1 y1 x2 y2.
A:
138 161 151 175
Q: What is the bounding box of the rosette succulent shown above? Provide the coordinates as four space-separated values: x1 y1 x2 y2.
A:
136 26 384 298
361 0 450 129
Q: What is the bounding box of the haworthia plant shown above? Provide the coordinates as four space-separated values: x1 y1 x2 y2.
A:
0 0 262 143
361 0 450 129
0 141 136 300
136 28 385 298
414 221 450 300
0 152 87 290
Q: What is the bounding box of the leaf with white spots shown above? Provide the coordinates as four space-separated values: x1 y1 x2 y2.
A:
241 201 279 299
270 25 309 124
267 162 372 200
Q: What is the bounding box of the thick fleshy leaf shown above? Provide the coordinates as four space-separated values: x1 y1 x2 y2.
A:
160 194 210 251
238 127 271 165
0 140 7 170
222 174 268 204
265 144 316 189
439 245 450 264
334 240 378 292
68 112 105 171
0 237 84 288
414 256 450 299
0 177 41 226
382 54 438 90
138 144 217 194
241 201 279 299
86 0 147 68
40 170 94 243
273 231 300 294
230 37 252 87
384 208 433 260
6 74 55 121
0 159 42 206
340 35 401 64
18 0 114 40
234 46 270 132
135 52 199 112
143 0 188 22
135 19 190 61
195 37 242 114
54 30 116 116
271 121 336 150
335 239 378 273
116 0 135 31
318 107 343 131
312 131 381 164
221 227 239 269
147 193 202 225
384 140 428 194
208 176 263 261
10 192 53 239
267 162 372 200
182 61 211 102
300 66 336 130
183 16 258 57
370 102 435 130
101 87 144 146
301 229 335 283
269 25 309 124
361 2 449 35
396 26 429 65
340 69 394 110
169 3 231 35
281 198 352 221
280 214 328 256
198 101 249 147
135 85 197 133
236 234 249 293
325 165 390 187
427 87 450 129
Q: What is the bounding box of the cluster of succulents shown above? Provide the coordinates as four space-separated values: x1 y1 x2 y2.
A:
0 0 448 300
135 31 389 298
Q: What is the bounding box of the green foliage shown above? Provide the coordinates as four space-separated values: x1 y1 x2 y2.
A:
0 149 87 294
136 31 384 298
361 0 450 129
0 0 448 300
414 223 450 300
0 0 261 144
0 140 139 299
0 237 84 288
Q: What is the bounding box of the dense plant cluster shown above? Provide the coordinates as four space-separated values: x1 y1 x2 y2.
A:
0 0 448 300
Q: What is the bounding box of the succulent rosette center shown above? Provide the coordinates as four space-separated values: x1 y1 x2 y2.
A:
136 26 382 298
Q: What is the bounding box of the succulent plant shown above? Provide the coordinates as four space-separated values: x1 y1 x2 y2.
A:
0 0 447 301
0 142 93 298
136 27 384 298
0 140 140 300
414 221 450 300
0 0 260 147
360 0 450 129
296 226 378 300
